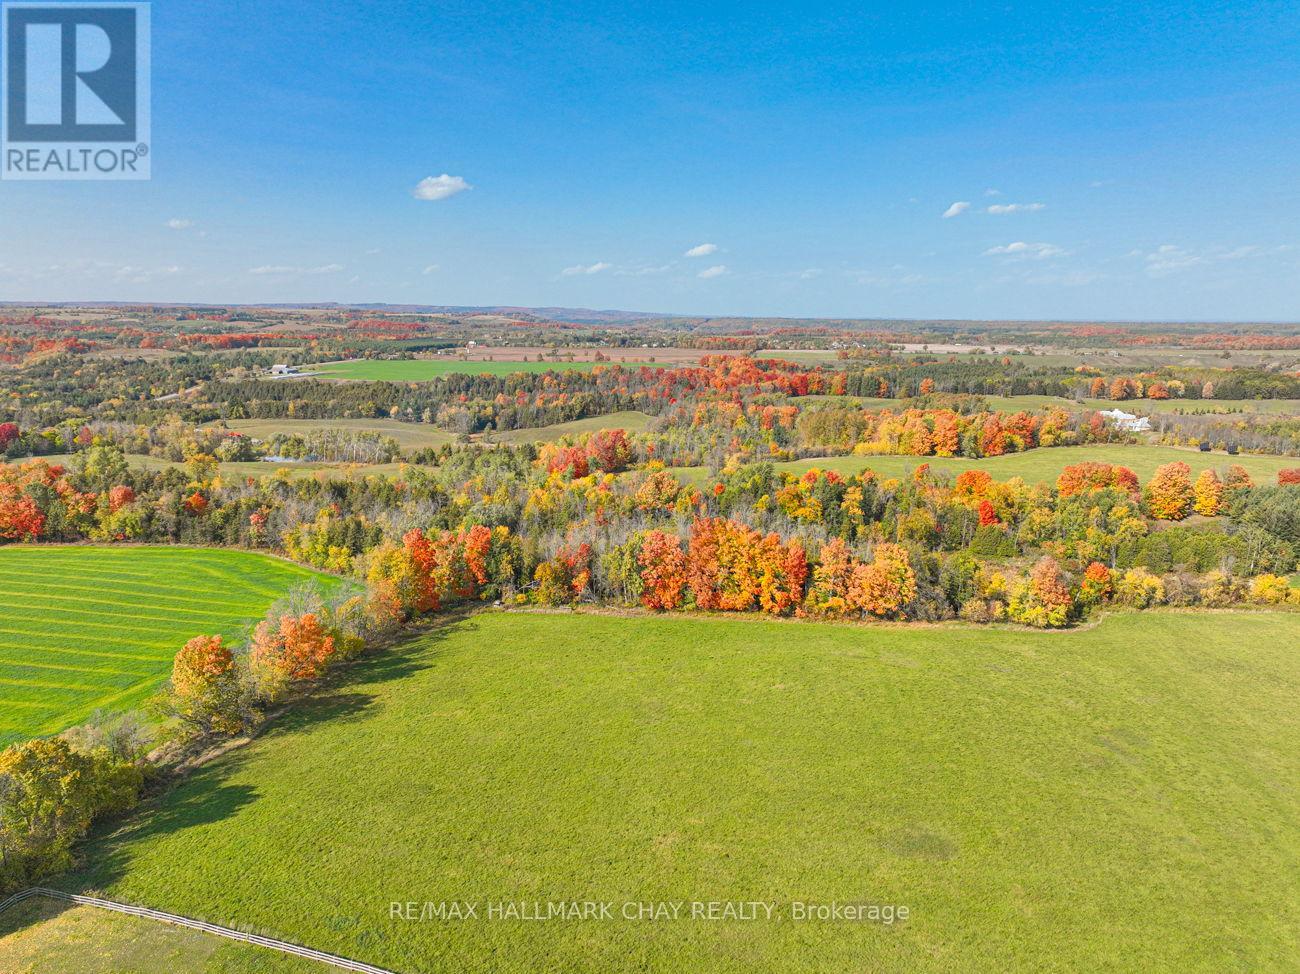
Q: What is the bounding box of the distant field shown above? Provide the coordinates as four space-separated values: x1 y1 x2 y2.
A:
978 394 1300 416
203 417 454 450
310 358 667 381
674 444 1300 485
36 453 414 481
798 393 1300 416
0 547 346 745
44 611 1300 973
487 410 657 444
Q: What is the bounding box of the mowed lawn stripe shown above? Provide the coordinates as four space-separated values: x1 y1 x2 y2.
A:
0 568 292 602
0 633 174 662
0 546 348 744
0 577 287 611
0 588 279 620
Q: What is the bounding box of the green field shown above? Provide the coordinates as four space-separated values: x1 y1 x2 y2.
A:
0 897 323 974
38 453 415 482
310 359 666 381
36 610 1300 973
675 444 1300 486
0 547 345 745
798 393 1300 417
486 410 657 444
979 394 1300 416
203 417 455 450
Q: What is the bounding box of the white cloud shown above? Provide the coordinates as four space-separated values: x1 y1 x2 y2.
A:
684 242 718 257
986 202 1045 214
166 218 194 230
984 188 1002 197
697 264 727 279
942 201 970 219
411 174 472 201
248 263 345 276
421 264 440 275
982 241 1065 260
1139 243 1287 277
560 261 612 276
797 267 824 280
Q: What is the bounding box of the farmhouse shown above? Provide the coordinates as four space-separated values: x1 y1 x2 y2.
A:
1099 408 1151 432
269 363 299 376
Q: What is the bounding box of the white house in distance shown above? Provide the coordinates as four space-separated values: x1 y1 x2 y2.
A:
268 363 299 376
1098 408 1151 432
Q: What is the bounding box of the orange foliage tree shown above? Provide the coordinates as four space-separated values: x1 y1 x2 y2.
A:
1143 462 1194 520
166 634 244 735
638 530 688 610
250 613 336 696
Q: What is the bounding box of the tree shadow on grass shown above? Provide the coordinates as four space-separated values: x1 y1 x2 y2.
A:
36 614 476 910
0 890 76 938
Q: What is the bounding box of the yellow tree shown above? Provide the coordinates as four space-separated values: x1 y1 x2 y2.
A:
1192 469 1224 516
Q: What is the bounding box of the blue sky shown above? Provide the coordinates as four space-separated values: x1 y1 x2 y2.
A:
2 0 1298 319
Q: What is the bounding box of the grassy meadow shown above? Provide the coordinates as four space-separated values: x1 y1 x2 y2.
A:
310 359 666 381
203 417 455 450
798 393 1300 417
0 547 345 745
486 410 657 444
37 453 415 482
674 444 1300 486
36 610 1300 973
0 897 323 974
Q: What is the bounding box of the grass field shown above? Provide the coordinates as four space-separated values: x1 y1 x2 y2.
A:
37 453 415 482
0 547 345 745
798 393 1300 417
310 359 666 381
203 418 455 450
978 394 1300 416
35 610 1300 973
673 444 1300 486
486 410 657 444
0 897 323 973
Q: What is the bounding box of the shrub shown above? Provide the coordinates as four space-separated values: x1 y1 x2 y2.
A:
1249 574 1294 605
1114 568 1165 608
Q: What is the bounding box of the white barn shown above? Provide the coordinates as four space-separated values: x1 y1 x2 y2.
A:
1099 408 1151 432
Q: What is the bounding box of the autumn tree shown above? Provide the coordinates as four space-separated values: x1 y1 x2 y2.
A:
249 613 337 700
587 428 633 473
1192 469 1224 516
638 530 688 610
805 538 855 616
1143 462 1194 520
534 543 593 605
849 543 917 618
1007 556 1074 627
159 634 245 736
1079 561 1112 606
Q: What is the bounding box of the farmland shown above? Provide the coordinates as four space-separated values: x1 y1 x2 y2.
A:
37 453 415 481
39 610 1300 974
0 547 345 745
0 897 320 974
308 358 668 381
798 393 1300 416
486 410 657 444
672 444 1300 486
202 417 455 450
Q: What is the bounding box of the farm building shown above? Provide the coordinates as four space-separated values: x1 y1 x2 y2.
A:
1099 408 1152 432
